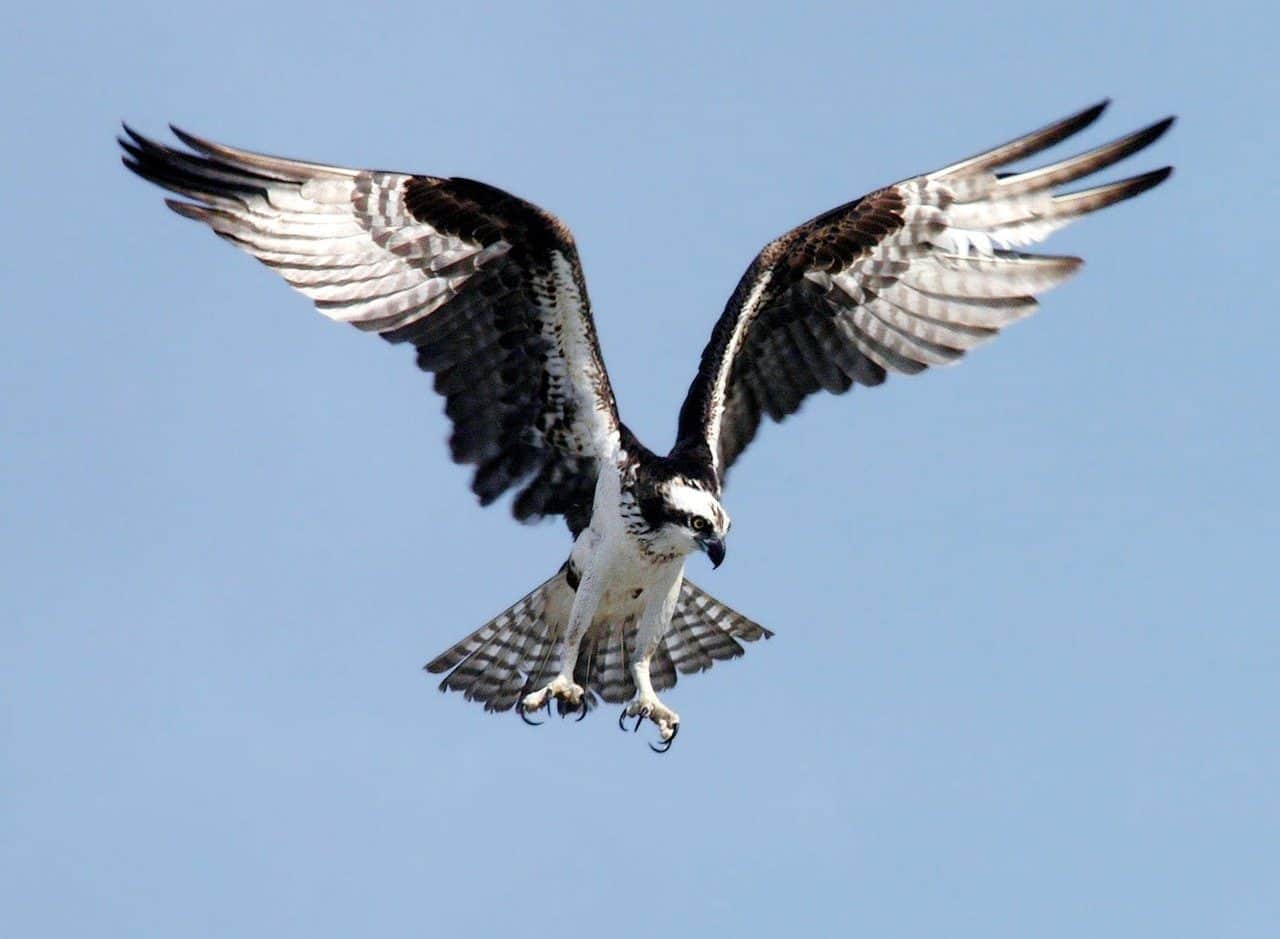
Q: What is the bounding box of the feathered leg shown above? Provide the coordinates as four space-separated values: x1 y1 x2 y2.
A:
518 551 603 718
622 565 684 750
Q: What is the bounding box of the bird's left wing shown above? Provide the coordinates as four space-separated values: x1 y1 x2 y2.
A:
672 101 1173 483
120 127 619 533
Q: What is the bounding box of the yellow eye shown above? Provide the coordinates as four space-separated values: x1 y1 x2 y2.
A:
692 517 707 531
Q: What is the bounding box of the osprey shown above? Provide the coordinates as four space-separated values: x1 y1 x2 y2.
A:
120 101 1172 751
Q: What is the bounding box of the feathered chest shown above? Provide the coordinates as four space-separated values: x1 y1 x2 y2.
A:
573 451 686 568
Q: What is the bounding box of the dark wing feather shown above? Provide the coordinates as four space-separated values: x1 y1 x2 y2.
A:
120 127 620 534
674 101 1173 482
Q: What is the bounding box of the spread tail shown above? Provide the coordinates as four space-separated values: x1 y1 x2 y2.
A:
425 571 772 715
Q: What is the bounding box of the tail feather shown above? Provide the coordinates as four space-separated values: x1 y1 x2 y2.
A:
584 616 636 705
487 612 554 712
426 575 563 712
649 642 679 694
425 572 773 715
666 579 774 675
570 624 607 712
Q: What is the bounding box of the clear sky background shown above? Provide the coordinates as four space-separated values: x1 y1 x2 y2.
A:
3 2 1277 936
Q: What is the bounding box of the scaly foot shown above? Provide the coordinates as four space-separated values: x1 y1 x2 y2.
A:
518 674 586 724
619 696 680 752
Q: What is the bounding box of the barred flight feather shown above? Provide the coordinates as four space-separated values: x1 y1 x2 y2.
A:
673 101 1173 481
120 126 619 535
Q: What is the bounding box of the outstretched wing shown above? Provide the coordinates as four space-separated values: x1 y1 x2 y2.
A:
121 127 620 533
673 101 1173 482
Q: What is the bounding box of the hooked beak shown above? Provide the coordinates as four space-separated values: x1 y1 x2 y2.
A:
698 535 726 569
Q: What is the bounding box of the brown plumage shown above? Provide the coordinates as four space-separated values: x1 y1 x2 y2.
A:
119 125 619 535
674 101 1173 481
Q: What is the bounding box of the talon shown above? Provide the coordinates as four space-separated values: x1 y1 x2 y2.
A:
518 702 544 727
618 709 630 732
632 715 643 733
574 698 588 722
648 722 679 753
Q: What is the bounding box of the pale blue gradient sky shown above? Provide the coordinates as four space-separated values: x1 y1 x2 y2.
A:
4 2 1277 936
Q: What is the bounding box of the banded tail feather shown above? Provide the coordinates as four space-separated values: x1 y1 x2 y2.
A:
425 572 772 715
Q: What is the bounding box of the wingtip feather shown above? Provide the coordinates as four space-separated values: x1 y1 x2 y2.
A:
119 123 158 152
932 98 1117 179
168 123 210 154
1083 98 1112 122
995 113 1176 198
1129 116 1176 151
1057 165 1174 213
1037 97 1111 143
164 198 208 221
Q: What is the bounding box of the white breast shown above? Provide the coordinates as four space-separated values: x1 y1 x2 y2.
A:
569 455 685 622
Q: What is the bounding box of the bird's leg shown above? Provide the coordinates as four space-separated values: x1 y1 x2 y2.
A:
621 571 682 751
518 552 603 720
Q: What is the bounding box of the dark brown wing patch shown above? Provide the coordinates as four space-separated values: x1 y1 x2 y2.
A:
674 102 1173 483
120 128 619 534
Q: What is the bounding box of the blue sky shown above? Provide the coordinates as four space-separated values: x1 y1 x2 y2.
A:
3 2 1277 936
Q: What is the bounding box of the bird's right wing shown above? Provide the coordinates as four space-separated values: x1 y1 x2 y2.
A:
672 101 1173 483
121 127 620 534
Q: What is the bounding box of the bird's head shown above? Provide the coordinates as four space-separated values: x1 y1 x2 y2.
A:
642 475 731 568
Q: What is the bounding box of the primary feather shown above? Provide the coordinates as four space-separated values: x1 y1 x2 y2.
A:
672 101 1173 482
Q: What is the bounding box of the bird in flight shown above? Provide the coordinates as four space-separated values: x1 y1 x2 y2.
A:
120 100 1172 751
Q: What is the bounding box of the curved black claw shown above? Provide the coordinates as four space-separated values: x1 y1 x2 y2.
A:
574 698 589 722
518 702 544 727
649 723 679 754
618 706 651 733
